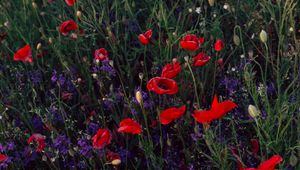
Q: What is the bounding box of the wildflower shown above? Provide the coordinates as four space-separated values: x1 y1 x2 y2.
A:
147 77 179 95
28 133 46 152
214 39 224 51
91 128 112 149
192 95 237 125
65 0 76 6
160 105 186 125
0 154 7 163
180 34 204 51
138 29 152 45
248 105 260 118
193 52 211 67
59 20 78 36
117 118 142 135
259 30 268 43
243 155 282 170
161 61 181 79
94 48 108 61
13 44 33 63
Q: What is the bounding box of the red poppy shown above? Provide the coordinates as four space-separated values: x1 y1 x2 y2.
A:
13 44 32 63
138 29 152 45
92 128 112 149
0 154 7 163
243 155 283 170
65 0 76 6
28 133 46 152
160 105 186 125
94 48 108 61
117 118 142 135
147 77 178 95
180 34 204 51
193 52 211 67
161 61 181 79
59 20 78 36
192 95 237 125
214 39 224 51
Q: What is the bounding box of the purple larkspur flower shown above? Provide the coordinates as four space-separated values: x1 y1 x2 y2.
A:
53 134 70 155
220 77 240 95
77 137 92 158
28 70 42 85
100 60 116 76
267 82 276 96
32 114 44 133
0 156 12 169
6 142 15 151
87 122 99 135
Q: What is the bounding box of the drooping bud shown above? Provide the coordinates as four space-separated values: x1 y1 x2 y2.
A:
32 2 38 9
259 30 268 43
111 159 121 166
208 0 215 6
36 43 42 50
248 105 260 118
233 34 240 46
76 11 82 19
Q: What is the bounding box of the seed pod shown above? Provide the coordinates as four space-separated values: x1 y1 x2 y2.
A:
259 30 268 43
208 0 215 6
248 105 260 118
233 34 240 46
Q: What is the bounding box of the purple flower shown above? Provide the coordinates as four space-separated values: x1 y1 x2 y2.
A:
100 60 116 76
87 122 99 135
77 137 92 158
220 77 240 95
28 70 42 85
53 134 70 155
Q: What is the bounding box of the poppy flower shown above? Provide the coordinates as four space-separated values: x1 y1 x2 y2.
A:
147 77 178 95
160 105 186 125
59 20 78 36
65 0 76 6
117 118 142 135
138 29 152 45
192 95 237 125
180 34 204 51
0 154 7 163
94 48 108 61
214 39 224 51
161 61 181 79
28 133 46 152
13 44 32 63
91 128 112 149
193 52 211 67
242 155 283 170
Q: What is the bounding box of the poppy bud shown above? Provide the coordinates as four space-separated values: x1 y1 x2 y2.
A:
289 27 294 32
4 21 10 28
111 159 121 166
217 58 223 66
248 105 260 118
259 30 268 43
36 43 42 50
188 8 193 13
135 91 143 105
32 2 38 9
208 0 215 6
48 37 53 44
92 73 97 79
184 56 189 62
172 58 177 64
76 11 82 18
70 33 78 40
109 60 114 67
289 152 298 167
233 34 240 46
138 73 144 80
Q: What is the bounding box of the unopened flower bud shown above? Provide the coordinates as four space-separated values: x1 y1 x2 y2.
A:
92 73 97 79
48 37 53 44
172 58 177 64
135 91 143 105
259 30 268 43
233 34 240 46
111 159 121 166
188 8 193 13
208 0 215 6
36 43 42 50
138 73 144 80
248 105 260 118
184 56 189 62
32 2 37 9
76 11 82 19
